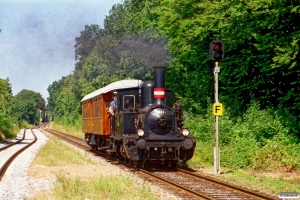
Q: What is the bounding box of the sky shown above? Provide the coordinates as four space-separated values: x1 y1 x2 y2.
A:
0 0 123 101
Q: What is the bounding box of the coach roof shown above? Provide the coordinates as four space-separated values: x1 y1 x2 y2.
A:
81 79 142 102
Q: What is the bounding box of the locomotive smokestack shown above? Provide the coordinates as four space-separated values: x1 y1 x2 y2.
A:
153 66 166 105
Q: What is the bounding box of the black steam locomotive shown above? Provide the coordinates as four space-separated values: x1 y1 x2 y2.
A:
81 66 196 167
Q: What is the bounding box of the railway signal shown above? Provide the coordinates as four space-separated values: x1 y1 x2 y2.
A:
209 40 224 175
210 40 224 61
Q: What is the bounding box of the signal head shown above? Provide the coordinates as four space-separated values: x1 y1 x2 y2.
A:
210 40 224 61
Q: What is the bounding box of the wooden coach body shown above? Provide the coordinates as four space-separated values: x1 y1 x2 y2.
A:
81 80 142 136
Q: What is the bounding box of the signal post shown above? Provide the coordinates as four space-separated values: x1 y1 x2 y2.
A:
209 40 224 174
39 105 43 125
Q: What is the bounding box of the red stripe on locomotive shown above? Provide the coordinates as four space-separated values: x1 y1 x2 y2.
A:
154 88 165 98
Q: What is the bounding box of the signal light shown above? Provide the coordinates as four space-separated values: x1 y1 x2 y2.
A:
39 105 43 110
214 44 220 50
210 40 224 61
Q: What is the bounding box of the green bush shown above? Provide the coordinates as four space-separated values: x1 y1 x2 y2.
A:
0 113 14 140
184 112 214 142
186 102 298 170
19 120 33 128
221 136 259 169
54 111 81 129
251 133 300 171
241 103 289 145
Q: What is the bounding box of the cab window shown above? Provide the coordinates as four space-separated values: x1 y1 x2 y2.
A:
123 95 135 110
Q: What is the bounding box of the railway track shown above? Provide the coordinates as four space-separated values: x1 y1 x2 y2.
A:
43 128 114 161
43 128 278 200
139 167 277 200
177 168 277 199
0 129 37 181
43 128 90 151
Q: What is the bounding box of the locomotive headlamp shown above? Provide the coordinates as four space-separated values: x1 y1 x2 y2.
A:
182 128 190 136
137 129 144 136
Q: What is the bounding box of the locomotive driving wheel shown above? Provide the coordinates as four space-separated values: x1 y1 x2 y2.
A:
120 145 127 158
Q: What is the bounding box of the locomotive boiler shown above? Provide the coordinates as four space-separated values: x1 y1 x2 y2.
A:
81 66 196 167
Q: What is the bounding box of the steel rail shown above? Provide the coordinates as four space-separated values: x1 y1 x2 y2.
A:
41 127 277 200
0 129 26 152
140 168 214 200
44 129 213 200
0 129 37 181
42 128 115 162
43 128 90 151
177 168 277 200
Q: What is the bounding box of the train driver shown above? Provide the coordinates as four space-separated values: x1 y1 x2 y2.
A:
109 95 117 116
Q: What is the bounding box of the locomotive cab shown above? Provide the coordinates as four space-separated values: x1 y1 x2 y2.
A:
112 88 140 138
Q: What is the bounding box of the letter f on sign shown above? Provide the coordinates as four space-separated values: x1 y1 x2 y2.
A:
213 103 223 116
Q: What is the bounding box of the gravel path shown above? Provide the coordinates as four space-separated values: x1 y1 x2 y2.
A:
0 129 181 200
0 129 52 200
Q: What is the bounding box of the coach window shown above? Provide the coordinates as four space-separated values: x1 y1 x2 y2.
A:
123 95 135 110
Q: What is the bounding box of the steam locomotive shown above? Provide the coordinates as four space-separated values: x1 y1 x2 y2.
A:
81 66 196 167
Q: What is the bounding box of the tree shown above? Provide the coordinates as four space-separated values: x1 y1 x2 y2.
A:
74 24 103 61
153 0 300 135
0 78 14 138
0 78 14 115
47 0 300 135
13 90 45 124
47 76 69 112
54 88 81 125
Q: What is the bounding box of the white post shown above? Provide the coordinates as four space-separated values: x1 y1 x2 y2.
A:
214 61 220 174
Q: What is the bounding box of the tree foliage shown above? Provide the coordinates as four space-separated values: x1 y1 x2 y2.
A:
74 25 103 61
0 78 14 139
47 0 300 137
13 89 45 125
0 78 46 138
153 0 300 134
47 1 170 125
0 78 13 115
54 88 80 118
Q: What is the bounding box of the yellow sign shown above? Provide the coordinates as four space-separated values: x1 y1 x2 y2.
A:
40 118 42 122
213 103 223 116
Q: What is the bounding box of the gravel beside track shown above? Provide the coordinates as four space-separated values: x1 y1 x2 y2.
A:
0 129 52 200
44 130 182 200
0 129 182 200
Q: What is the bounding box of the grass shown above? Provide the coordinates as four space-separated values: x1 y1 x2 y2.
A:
0 127 21 142
49 122 84 138
29 132 159 200
186 144 300 196
33 135 93 166
50 174 158 200
220 170 300 194
32 174 158 200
